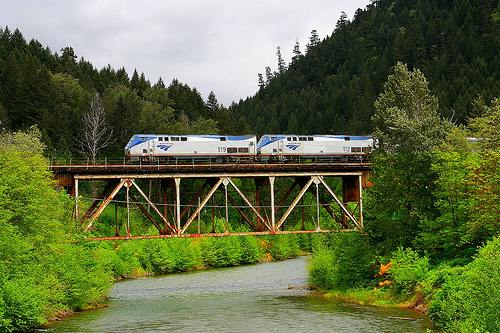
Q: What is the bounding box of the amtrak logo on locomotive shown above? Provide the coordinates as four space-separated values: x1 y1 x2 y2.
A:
157 143 173 151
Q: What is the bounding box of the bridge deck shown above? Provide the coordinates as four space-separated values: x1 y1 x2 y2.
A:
50 162 372 175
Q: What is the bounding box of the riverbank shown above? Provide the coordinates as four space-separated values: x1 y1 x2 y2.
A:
307 233 500 333
50 257 433 333
43 232 313 327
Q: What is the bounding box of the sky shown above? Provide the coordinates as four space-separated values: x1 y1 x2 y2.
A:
1 0 369 105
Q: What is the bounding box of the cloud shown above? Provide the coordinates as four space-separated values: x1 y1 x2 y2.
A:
0 0 369 105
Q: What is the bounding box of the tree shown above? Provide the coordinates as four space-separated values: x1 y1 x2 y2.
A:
78 93 113 163
372 62 447 154
276 46 286 73
291 40 302 63
257 73 265 89
366 63 447 253
206 91 219 112
306 29 320 53
265 67 273 84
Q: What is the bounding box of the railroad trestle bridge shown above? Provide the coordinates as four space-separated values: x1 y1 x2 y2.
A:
50 162 372 240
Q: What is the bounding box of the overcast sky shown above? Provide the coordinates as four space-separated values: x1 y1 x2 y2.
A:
1 0 369 105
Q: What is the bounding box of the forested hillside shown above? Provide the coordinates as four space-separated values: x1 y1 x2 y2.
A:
231 0 500 135
0 28 222 158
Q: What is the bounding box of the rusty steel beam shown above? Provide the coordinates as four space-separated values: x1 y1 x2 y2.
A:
274 180 298 214
318 176 362 230
130 179 177 234
88 229 356 241
180 181 208 220
85 180 126 231
81 181 118 223
275 176 316 230
129 193 165 234
74 171 363 180
223 190 257 230
226 178 270 231
182 178 224 234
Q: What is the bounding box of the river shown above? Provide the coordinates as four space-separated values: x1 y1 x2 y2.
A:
49 257 434 332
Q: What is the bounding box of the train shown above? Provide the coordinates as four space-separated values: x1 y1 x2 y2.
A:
124 134 374 163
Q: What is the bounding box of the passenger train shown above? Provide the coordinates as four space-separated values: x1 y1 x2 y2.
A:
125 134 373 162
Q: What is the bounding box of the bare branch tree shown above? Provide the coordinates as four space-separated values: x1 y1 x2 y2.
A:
78 93 113 163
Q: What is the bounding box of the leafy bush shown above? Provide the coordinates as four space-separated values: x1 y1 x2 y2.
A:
429 236 500 333
139 239 200 274
266 235 300 260
238 236 262 264
308 246 337 289
201 236 242 268
389 247 430 293
308 233 376 289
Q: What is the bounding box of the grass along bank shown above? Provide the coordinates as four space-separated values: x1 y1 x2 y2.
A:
307 233 500 333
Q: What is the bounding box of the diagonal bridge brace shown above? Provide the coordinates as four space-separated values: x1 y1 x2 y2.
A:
181 177 270 234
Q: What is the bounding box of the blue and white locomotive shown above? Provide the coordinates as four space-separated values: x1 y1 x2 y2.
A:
125 133 373 162
125 134 257 162
257 134 373 161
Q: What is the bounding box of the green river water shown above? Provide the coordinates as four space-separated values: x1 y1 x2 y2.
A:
48 257 434 332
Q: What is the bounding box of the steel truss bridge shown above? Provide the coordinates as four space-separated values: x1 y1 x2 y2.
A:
50 162 372 240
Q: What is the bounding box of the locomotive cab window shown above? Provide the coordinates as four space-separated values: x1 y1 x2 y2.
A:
143 149 147 153
344 137 351 141
220 137 226 141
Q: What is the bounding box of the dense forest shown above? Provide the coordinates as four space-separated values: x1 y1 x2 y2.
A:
0 28 227 158
0 0 499 332
231 0 500 135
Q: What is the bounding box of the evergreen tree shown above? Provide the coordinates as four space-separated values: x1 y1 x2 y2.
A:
206 91 219 112
306 29 320 53
291 40 302 64
265 66 273 84
276 46 286 73
258 73 265 89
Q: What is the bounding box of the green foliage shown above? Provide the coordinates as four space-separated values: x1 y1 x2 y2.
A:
389 248 430 294
201 236 243 268
0 129 114 331
373 62 446 154
429 236 500 333
231 1 500 135
308 233 376 290
140 239 200 274
238 236 261 264
265 235 301 260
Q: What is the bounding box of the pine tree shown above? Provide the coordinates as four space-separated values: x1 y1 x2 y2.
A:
258 73 265 89
206 91 219 112
291 40 302 64
265 66 273 84
306 30 320 53
276 46 286 73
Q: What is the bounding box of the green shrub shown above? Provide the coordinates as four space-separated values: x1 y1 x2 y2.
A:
201 236 242 268
139 239 200 274
266 235 300 260
308 233 376 289
308 247 336 289
389 247 430 293
238 236 262 264
429 236 500 333
0 279 46 332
